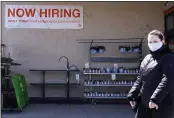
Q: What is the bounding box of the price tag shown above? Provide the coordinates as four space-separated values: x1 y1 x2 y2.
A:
76 74 80 81
111 74 116 80
85 63 89 68
114 63 118 68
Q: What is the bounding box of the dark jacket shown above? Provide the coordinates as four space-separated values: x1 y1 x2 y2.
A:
127 45 174 108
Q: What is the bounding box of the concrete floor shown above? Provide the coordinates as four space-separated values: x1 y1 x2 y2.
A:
2 104 135 118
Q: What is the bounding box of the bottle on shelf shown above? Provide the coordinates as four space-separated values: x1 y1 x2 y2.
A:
108 80 110 85
89 69 92 73
102 93 104 97
98 92 101 97
84 80 87 85
88 80 90 85
136 68 139 73
104 81 107 85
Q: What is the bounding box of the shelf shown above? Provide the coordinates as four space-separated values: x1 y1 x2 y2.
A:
77 38 144 44
78 42 143 44
1 62 21 66
1 44 6 47
29 69 80 72
3 75 11 77
84 84 133 87
83 73 139 75
90 57 139 63
2 91 15 94
2 107 21 112
119 51 141 54
84 96 127 99
30 82 80 86
2 76 12 79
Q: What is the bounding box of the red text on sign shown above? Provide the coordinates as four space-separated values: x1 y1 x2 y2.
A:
8 8 81 18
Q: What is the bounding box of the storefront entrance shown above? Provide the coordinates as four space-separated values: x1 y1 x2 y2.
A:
164 3 174 52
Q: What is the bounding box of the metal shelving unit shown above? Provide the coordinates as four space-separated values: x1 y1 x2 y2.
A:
83 73 139 75
84 84 133 87
29 69 80 101
1 44 22 111
1 62 22 111
30 82 80 86
85 96 127 99
77 38 144 103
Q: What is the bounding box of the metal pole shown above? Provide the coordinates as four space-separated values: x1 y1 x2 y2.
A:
42 71 45 98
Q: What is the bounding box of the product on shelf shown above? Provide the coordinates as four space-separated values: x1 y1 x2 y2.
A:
84 92 128 98
83 67 139 74
90 46 98 54
90 46 106 54
84 80 135 86
119 45 141 53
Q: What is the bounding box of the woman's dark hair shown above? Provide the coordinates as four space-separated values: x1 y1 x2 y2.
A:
148 30 165 41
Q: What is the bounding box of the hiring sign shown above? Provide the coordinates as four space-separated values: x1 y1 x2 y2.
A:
5 5 83 29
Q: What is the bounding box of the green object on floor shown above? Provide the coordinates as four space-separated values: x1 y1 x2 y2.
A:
17 74 29 104
12 75 26 110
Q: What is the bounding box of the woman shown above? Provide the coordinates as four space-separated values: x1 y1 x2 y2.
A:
127 30 174 118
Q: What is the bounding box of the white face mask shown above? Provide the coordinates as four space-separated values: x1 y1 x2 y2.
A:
148 42 163 52
148 35 163 52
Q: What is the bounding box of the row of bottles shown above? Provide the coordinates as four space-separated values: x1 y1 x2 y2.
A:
83 67 139 74
84 80 134 85
84 92 128 98
119 45 141 53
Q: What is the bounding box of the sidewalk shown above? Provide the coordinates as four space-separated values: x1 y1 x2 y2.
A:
2 104 135 118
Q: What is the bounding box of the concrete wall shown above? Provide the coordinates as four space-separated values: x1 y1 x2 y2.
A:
1 2 164 97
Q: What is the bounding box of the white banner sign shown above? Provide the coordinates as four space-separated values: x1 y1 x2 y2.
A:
5 5 83 29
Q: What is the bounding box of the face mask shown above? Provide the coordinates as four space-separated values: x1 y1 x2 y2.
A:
148 42 163 52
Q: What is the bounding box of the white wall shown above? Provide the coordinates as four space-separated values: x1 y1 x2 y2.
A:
1 2 165 97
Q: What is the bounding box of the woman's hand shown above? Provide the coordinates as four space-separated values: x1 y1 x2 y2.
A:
149 101 158 110
130 101 136 108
